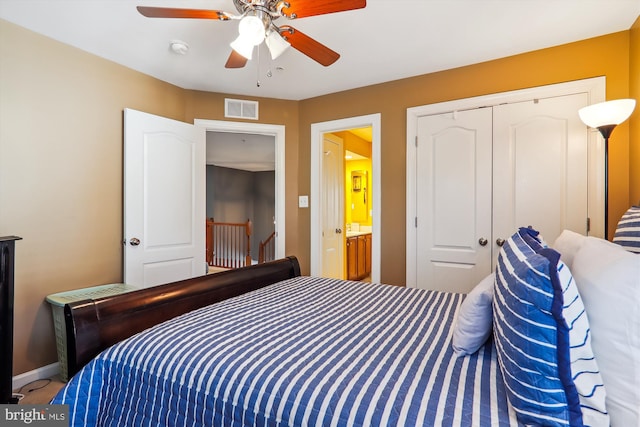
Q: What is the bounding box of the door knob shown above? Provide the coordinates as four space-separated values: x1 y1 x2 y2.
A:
129 238 141 246
496 238 505 247
478 237 488 246
335 228 342 234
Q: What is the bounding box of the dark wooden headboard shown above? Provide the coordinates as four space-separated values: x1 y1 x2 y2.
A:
63 256 301 378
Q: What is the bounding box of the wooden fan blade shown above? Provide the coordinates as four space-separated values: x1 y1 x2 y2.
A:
225 50 249 69
280 0 366 19
280 26 339 66
137 6 233 20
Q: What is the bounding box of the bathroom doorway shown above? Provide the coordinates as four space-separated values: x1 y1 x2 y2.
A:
310 114 381 284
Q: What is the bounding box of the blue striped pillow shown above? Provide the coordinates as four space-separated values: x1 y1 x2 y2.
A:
493 227 608 427
613 206 640 253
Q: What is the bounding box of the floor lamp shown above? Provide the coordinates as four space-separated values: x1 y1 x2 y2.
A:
578 99 636 239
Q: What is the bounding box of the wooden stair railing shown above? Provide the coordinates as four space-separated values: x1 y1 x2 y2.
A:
206 218 252 269
258 231 276 264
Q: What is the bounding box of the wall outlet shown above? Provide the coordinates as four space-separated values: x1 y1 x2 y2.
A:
298 195 309 208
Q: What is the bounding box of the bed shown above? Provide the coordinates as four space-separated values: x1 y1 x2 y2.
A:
51 226 640 426
51 256 518 426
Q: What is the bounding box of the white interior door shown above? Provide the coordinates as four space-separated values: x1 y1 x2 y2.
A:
415 108 493 293
492 93 589 260
124 108 206 288
408 78 604 291
413 94 589 293
321 133 344 279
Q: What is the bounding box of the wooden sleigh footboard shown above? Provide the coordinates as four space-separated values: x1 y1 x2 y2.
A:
63 256 301 378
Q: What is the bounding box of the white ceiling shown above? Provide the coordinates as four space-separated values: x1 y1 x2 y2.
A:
206 128 371 171
207 131 275 171
1 0 638 101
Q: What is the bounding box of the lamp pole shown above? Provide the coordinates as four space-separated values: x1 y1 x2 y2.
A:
597 124 616 240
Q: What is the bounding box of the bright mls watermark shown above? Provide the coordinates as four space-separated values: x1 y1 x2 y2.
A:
0 405 68 426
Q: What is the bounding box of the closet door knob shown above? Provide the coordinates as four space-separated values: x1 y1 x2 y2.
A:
478 237 488 246
496 238 505 247
129 238 141 246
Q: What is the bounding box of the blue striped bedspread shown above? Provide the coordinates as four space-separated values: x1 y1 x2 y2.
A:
52 276 518 426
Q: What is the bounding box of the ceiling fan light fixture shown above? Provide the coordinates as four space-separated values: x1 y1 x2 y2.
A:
265 30 290 59
230 35 255 60
237 15 266 46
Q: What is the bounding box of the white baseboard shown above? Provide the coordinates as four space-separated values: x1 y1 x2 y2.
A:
12 363 60 391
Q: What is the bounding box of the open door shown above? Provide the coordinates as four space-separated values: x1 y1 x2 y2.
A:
321 133 344 278
124 108 206 288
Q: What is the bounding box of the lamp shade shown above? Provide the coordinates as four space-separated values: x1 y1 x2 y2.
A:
237 15 265 46
578 99 636 128
230 35 255 60
230 14 267 60
265 30 290 60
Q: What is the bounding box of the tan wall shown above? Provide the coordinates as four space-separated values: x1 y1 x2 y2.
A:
299 30 632 286
0 16 637 376
630 16 640 204
0 20 298 375
0 20 187 375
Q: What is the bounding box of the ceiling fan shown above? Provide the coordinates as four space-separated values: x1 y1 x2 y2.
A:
137 0 367 69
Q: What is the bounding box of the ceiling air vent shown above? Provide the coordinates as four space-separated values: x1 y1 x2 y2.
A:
225 98 259 120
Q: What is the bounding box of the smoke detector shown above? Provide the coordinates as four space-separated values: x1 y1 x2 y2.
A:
169 41 189 55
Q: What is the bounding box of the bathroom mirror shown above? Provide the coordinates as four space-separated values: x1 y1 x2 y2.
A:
351 170 368 222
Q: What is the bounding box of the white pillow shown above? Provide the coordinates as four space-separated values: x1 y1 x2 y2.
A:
452 273 494 357
571 236 640 427
553 229 587 270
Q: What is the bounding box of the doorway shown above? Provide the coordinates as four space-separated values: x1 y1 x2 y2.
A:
195 119 286 261
206 131 276 268
310 114 381 283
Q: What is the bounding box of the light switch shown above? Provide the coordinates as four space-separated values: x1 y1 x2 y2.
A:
298 195 309 208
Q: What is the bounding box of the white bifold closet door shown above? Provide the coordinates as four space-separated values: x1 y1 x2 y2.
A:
415 93 588 293
415 108 493 293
